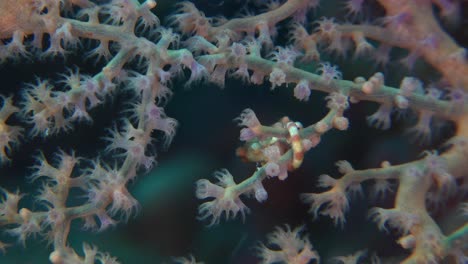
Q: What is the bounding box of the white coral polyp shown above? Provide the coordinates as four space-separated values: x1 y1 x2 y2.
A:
196 170 250 226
